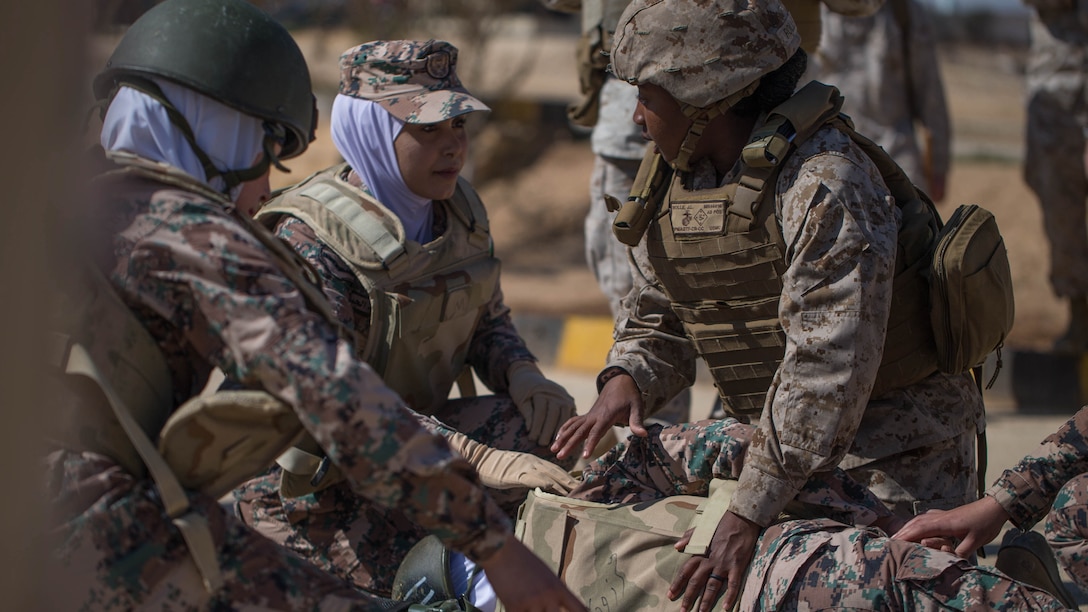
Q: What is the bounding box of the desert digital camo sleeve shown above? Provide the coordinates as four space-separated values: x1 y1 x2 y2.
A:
109 183 510 561
602 239 701 415
730 126 899 527
987 406 1088 529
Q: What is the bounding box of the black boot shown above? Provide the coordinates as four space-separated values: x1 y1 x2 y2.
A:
994 528 1079 608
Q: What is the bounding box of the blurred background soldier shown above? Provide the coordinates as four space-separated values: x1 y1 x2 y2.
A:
540 0 694 426
808 0 952 202
1021 0 1088 354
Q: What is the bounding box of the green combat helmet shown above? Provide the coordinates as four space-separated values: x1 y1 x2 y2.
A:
93 0 318 189
610 0 800 171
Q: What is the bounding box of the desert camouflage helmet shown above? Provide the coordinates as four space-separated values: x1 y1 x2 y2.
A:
610 0 801 110
93 0 316 160
338 40 489 124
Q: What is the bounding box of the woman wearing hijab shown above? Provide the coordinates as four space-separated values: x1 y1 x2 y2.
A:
230 39 579 598
51 4 583 609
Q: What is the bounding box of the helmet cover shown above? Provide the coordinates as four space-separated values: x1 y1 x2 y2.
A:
610 0 800 109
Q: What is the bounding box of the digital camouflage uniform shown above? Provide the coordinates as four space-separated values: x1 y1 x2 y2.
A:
742 519 1067 610
231 39 573 598
604 0 987 524
525 419 1065 609
810 0 951 195
47 156 511 610
232 188 561 596
1022 0 1088 300
987 405 1088 591
548 0 887 320
609 121 984 523
586 78 645 318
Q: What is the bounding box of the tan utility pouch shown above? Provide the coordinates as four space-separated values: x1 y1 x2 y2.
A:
158 390 305 500
928 204 1015 376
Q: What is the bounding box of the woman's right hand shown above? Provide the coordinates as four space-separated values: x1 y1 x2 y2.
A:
891 495 1011 558
550 373 647 461
477 533 588 612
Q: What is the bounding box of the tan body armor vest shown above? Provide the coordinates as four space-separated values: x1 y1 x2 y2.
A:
643 84 939 418
257 164 500 415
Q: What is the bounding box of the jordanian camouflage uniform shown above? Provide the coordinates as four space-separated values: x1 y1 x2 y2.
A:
46 155 511 610
810 0 951 195
567 419 1066 610
231 39 573 597
541 419 1066 609
987 405 1088 591
231 193 555 596
1022 0 1088 301
742 519 1068 610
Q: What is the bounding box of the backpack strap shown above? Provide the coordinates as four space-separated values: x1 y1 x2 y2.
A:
52 267 223 594
731 81 846 225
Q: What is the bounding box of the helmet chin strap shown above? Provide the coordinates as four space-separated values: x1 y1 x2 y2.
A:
670 79 762 173
107 76 289 194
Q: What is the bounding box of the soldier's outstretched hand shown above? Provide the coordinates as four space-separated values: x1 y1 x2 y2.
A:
478 533 588 612
669 510 759 612
892 495 1012 558
551 372 647 460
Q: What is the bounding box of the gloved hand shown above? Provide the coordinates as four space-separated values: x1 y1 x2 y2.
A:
506 360 577 446
446 431 578 495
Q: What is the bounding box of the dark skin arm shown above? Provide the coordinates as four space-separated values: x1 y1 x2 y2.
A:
551 372 648 460
670 511 760 612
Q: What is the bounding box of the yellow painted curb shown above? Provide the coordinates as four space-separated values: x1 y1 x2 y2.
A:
555 315 614 373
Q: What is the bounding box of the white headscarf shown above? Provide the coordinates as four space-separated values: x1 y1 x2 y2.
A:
330 93 434 243
100 77 265 201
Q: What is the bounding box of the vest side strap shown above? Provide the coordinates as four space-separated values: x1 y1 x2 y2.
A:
65 343 224 593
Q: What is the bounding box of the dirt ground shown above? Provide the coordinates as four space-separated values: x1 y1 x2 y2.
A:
266 30 1064 353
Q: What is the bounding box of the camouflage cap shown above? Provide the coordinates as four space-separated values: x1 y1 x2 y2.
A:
338 39 490 124
610 0 800 109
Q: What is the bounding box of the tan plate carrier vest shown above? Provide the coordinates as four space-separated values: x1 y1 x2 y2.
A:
256 165 500 496
48 153 348 594
642 82 940 418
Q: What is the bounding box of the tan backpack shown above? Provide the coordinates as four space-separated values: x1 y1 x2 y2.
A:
928 203 1015 379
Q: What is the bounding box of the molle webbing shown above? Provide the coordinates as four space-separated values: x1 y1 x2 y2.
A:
648 174 787 417
648 82 938 417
